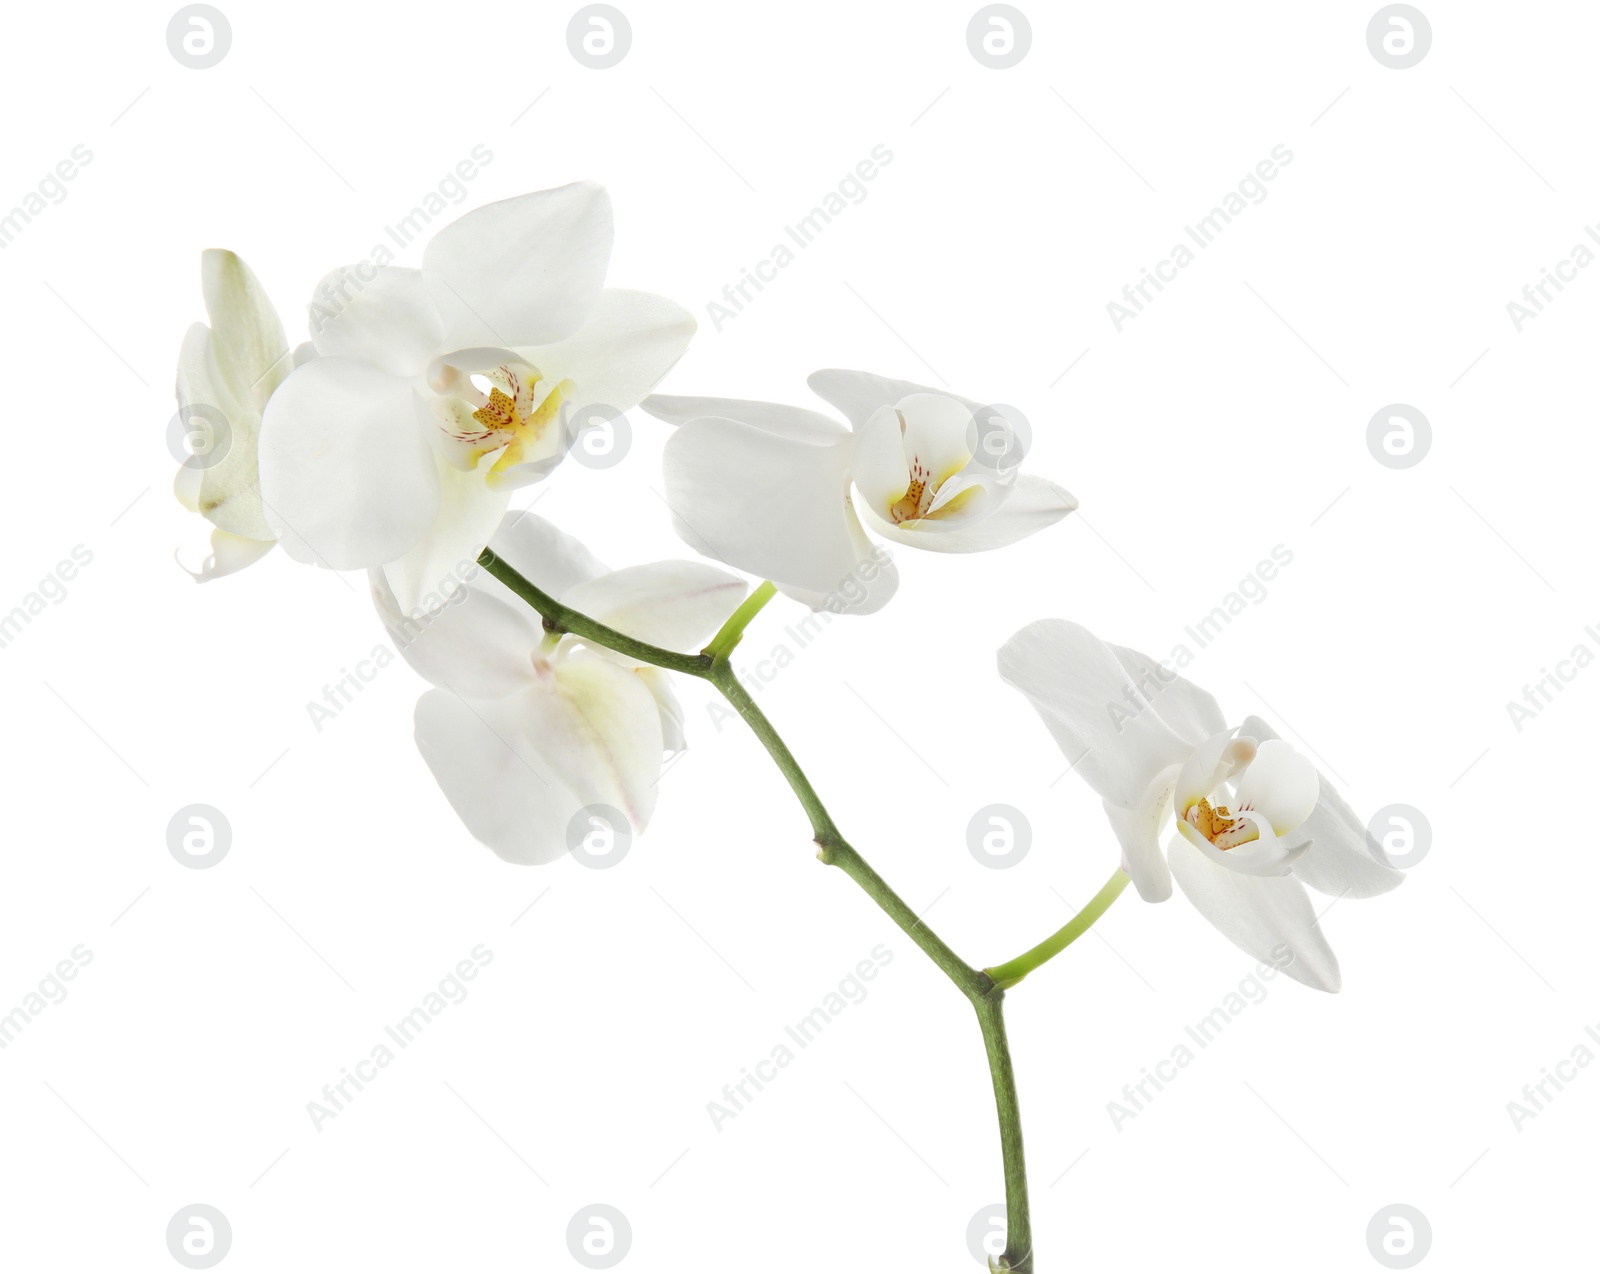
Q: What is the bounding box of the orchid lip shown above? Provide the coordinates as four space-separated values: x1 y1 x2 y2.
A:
422 357 572 482
877 399 991 526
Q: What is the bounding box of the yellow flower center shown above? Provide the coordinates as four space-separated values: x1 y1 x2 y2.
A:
430 359 573 487
470 386 519 432
889 475 929 523
480 379 569 483
1184 797 1259 850
885 448 980 525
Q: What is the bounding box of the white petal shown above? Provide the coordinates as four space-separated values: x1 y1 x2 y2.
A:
371 569 540 699
484 419 571 491
643 394 847 439
997 619 1195 807
1168 832 1341 991
378 451 509 616
200 249 291 416
1234 739 1319 836
636 666 687 753
177 320 244 427
806 368 981 429
900 392 981 484
923 469 1002 520
175 322 274 541
426 344 524 379
173 452 202 513
562 561 747 656
1103 763 1180 902
309 265 443 378
1240 716 1404 899
484 511 610 600
772 530 898 615
178 529 275 582
414 690 582 865
517 289 695 412
517 655 664 830
258 358 440 569
851 404 912 517
424 182 613 349
661 417 879 596
1174 728 1255 813
860 473 1077 553
1107 643 1224 746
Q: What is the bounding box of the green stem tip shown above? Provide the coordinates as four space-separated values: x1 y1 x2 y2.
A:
985 867 1132 989
703 579 778 661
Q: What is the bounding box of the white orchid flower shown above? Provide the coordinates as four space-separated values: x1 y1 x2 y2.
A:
173 250 291 581
643 369 1077 614
259 181 696 614
997 619 1402 991
373 513 745 865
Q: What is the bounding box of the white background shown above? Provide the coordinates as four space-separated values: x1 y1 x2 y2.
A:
0 0 1593 1269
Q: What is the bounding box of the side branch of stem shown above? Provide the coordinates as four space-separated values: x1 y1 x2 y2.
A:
985 868 1132 989
477 547 711 676
704 580 778 661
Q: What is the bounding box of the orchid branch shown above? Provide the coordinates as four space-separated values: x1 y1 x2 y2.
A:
705 659 1033 1268
478 546 713 676
985 868 1132 990
703 579 778 660
478 546 1042 1271
708 663 990 997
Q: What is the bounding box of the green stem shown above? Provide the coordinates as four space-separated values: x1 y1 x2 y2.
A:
703 580 778 661
478 547 710 676
710 658 1028 1267
708 661 840 843
985 868 1132 989
827 842 992 1002
976 992 1032 1273
712 662 989 1000
480 547 1034 1267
